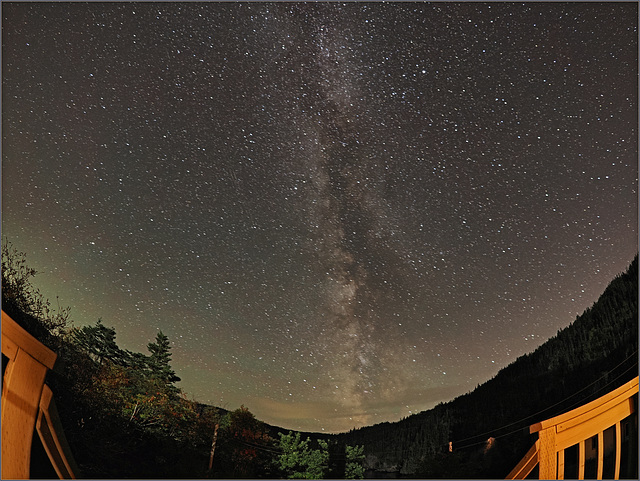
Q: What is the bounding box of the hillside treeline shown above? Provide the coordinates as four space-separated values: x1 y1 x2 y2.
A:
2 237 636 478
340 255 638 478
1 239 367 478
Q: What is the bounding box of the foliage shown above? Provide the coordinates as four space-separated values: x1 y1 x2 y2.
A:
345 444 365 479
1 238 70 346
69 318 127 365
277 431 329 479
224 405 273 477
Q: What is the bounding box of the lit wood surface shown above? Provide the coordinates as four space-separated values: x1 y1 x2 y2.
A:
507 376 638 480
36 384 78 479
2 311 57 479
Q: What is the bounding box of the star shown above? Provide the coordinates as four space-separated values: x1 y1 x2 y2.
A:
2 1 637 433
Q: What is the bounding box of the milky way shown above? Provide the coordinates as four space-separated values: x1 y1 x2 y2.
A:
2 2 637 432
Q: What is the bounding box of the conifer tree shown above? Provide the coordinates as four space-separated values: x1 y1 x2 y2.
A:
147 330 181 392
70 318 126 365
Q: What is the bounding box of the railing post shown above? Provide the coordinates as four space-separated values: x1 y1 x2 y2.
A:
538 426 557 479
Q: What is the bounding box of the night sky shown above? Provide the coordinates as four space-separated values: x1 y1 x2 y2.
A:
2 2 637 433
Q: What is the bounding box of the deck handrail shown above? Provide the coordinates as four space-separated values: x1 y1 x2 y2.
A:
506 376 638 479
2 310 78 479
507 439 540 480
36 384 80 479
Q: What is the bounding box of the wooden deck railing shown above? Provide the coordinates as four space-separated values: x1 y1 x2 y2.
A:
507 376 638 480
2 310 79 479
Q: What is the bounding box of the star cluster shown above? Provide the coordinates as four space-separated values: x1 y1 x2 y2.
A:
2 2 637 433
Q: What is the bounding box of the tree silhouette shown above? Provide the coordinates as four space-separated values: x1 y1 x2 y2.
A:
1 237 69 345
147 330 181 392
227 405 271 477
70 318 126 366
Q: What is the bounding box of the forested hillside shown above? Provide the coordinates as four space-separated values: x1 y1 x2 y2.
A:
339 255 638 478
2 238 636 478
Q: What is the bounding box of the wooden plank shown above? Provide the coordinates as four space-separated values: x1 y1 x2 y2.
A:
578 441 585 480
2 354 14 400
1 332 19 362
505 439 539 479
531 377 638 434
1 311 57 368
538 427 557 480
1 348 49 479
1 332 18 399
556 387 638 434
520 447 540 479
557 449 565 480
614 421 621 480
597 431 603 479
36 385 78 479
555 398 634 451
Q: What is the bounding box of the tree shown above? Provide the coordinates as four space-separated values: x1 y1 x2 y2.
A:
123 350 151 387
85 361 133 418
147 330 181 392
70 318 126 365
304 439 329 480
226 405 271 477
345 444 365 479
277 431 329 479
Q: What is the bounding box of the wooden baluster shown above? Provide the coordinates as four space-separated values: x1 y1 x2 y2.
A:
578 441 585 480
557 449 565 480
596 431 604 479
614 421 621 480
